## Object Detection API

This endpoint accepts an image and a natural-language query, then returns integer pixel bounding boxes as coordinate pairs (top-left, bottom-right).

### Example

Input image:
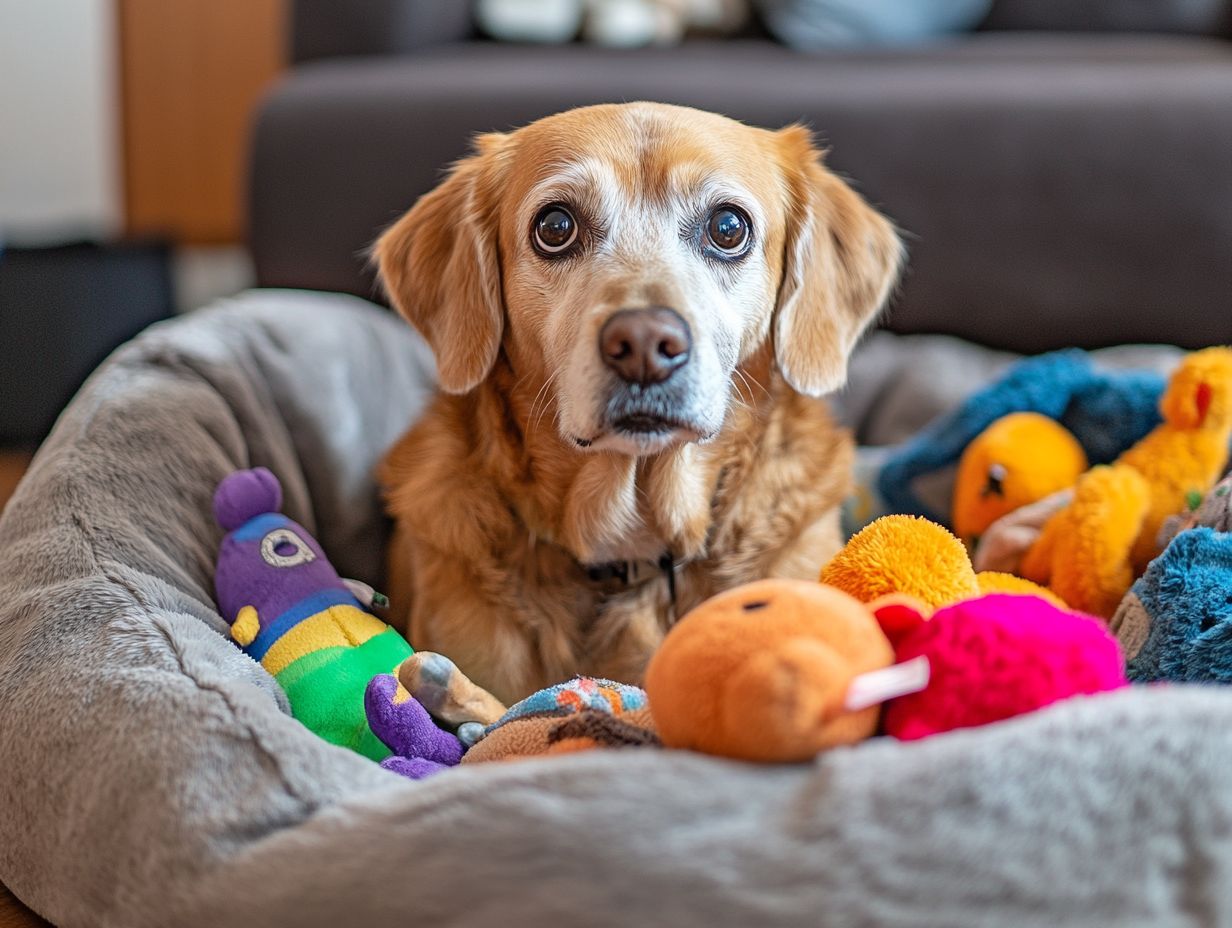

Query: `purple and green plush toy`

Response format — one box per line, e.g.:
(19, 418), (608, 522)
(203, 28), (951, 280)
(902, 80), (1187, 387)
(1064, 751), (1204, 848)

(213, 467), (462, 772)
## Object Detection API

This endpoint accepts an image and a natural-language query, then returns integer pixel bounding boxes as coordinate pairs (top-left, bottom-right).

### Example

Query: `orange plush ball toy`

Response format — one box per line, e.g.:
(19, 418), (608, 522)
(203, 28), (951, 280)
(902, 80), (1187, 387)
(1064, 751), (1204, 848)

(820, 513), (1062, 609)
(820, 514), (979, 608)
(644, 579), (897, 762)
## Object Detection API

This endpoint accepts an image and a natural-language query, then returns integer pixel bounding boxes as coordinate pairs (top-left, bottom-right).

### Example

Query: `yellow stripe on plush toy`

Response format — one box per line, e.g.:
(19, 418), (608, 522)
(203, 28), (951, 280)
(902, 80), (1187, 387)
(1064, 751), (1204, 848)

(260, 605), (388, 677)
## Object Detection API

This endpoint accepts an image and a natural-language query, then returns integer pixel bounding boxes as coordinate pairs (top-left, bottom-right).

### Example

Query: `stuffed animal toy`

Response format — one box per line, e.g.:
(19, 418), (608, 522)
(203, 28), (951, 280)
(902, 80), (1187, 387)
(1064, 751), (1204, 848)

(373, 584), (911, 770)
(644, 580), (917, 762)
(819, 514), (1062, 610)
(877, 349), (1164, 525)
(477, 0), (747, 47)
(396, 650), (508, 746)
(462, 676), (657, 763)
(645, 579), (1117, 761)
(363, 676), (466, 777)
(1111, 476), (1232, 683)
(875, 593), (1128, 740)
(1021, 347), (1232, 618)
(366, 673), (655, 776)
(970, 489), (1073, 575)
(369, 580), (1126, 773)
(213, 467), (462, 766)
(951, 411), (1088, 547)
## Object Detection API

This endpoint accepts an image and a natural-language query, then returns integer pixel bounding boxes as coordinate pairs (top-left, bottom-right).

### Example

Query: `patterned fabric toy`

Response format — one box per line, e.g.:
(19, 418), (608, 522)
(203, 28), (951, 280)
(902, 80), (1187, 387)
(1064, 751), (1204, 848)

(213, 467), (462, 766)
(463, 676), (656, 763)
(1111, 476), (1232, 683)
(1158, 473), (1232, 543)
(366, 673), (655, 776)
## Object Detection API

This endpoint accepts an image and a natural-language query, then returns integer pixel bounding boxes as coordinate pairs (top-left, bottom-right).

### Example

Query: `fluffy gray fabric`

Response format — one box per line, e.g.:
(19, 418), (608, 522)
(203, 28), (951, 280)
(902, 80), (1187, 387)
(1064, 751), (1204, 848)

(2, 290), (1231, 927)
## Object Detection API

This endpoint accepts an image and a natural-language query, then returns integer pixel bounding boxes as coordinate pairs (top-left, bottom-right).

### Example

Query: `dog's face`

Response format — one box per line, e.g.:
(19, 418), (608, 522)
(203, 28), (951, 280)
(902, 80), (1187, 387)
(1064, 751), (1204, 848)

(377, 103), (901, 456)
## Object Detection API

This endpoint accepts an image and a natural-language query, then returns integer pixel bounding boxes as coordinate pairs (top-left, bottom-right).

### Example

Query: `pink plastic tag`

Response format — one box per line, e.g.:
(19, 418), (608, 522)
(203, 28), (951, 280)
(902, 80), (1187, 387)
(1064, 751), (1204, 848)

(844, 656), (931, 711)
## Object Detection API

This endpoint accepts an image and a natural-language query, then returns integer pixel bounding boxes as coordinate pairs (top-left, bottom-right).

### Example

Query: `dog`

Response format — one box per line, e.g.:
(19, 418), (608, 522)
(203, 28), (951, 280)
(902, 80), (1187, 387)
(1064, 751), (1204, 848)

(375, 102), (902, 705)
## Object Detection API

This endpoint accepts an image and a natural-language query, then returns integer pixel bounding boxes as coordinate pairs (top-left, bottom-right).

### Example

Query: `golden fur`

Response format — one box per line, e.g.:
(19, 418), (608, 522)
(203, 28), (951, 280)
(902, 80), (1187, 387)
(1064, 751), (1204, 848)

(375, 103), (902, 704)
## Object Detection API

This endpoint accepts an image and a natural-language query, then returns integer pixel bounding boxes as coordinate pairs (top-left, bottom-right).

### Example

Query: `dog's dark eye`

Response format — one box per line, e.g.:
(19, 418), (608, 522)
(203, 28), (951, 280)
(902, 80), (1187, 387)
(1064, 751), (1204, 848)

(533, 205), (578, 256)
(705, 206), (751, 256)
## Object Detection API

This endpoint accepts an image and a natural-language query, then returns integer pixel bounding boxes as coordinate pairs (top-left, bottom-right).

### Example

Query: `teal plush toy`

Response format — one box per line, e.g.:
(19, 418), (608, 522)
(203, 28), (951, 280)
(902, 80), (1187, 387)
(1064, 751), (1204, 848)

(1111, 476), (1232, 683)
(213, 467), (462, 769)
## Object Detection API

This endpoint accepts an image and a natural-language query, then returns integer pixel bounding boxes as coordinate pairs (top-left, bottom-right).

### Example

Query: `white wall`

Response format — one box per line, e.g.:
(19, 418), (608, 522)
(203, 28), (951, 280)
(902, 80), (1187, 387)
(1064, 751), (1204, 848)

(0, 0), (121, 244)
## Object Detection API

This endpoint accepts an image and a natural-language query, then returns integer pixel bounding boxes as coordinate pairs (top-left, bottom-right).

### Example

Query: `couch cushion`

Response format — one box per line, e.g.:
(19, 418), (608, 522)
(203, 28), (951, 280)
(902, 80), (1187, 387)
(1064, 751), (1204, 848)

(291, 0), (474, 61)
(251, 34), (1232, 353)
(983, 0), (1232, 36)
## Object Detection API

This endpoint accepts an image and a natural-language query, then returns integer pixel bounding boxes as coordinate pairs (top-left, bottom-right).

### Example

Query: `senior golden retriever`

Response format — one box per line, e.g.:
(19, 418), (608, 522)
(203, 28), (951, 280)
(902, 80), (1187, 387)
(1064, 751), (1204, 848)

(375, 102), (902, 705)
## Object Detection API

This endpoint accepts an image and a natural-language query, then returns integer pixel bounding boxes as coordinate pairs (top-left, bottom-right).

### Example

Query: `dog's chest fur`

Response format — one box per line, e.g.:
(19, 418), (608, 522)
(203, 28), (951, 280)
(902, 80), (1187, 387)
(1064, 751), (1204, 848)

(379, 363), (852, 702)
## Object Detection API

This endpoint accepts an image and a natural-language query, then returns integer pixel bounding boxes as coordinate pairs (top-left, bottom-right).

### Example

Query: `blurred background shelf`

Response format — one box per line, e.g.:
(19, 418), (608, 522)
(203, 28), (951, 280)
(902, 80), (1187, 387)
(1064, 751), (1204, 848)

(0, 452), (31, 513)
(1, 0), (285, 454)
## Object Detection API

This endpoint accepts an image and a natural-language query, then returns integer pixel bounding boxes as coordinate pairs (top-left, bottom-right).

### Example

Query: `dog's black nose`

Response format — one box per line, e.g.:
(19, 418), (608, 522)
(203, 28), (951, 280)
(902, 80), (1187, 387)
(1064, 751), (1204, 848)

(599, 307), (692, 386)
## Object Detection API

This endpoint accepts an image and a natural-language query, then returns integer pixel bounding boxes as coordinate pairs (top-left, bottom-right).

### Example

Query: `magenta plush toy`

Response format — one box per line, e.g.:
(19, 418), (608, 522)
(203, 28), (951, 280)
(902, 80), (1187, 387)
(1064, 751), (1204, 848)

(874, 593), (1128, 741)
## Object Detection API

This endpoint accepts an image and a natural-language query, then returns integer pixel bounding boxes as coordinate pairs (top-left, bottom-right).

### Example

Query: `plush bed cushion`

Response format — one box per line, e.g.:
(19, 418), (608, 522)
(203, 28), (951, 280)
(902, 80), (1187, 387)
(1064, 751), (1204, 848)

(2, 290), (1232, 927)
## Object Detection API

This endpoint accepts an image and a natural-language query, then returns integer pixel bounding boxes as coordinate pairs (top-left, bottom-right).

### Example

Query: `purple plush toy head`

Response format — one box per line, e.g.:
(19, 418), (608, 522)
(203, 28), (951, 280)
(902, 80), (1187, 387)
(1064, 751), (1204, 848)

(214, 467), (283, 531)
(213, 467), (352, 631)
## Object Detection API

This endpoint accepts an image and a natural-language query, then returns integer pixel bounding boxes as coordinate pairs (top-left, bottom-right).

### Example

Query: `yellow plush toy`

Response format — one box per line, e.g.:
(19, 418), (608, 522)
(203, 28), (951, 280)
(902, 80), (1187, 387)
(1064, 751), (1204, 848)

(1021, 347), (1232, 618)
(820, 514), (1062, 609)
(952, 412), (1088, 547)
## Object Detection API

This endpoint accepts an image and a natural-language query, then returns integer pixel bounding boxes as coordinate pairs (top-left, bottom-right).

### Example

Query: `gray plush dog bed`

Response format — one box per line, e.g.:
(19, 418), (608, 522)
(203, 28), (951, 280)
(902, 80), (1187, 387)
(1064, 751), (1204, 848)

(2, 290), (1231, 927)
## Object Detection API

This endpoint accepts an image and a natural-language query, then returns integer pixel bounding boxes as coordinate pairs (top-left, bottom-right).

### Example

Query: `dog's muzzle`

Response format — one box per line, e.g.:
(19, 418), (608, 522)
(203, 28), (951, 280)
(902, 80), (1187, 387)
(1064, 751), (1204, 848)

(597, 307), (697, 437)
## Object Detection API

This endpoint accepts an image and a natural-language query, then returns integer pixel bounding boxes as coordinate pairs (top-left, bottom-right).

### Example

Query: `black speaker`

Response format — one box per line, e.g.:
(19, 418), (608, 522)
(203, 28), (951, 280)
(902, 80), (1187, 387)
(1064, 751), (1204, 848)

(0, 240), (175, 445)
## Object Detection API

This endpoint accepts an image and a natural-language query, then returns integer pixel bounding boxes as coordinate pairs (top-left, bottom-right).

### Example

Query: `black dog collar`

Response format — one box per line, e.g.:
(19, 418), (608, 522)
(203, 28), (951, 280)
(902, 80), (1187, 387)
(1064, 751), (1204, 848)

(584, 551), (681, 620)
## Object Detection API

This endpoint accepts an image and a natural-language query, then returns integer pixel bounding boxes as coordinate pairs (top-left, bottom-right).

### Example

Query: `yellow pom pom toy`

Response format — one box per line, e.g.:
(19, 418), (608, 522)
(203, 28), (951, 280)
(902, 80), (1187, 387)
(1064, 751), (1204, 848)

(821, 514), (1058, 610)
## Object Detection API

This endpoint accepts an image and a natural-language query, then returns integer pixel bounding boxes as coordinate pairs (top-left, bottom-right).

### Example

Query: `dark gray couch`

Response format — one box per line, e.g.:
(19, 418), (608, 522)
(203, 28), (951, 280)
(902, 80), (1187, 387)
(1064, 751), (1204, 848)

(250, 1), (1232, 354)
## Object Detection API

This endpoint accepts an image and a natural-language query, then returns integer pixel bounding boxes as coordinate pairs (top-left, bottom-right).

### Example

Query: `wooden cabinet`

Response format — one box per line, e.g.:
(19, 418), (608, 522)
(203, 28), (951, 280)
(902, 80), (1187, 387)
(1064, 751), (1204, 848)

(117, 0), (287, 243)
(0, 883), (47, 928)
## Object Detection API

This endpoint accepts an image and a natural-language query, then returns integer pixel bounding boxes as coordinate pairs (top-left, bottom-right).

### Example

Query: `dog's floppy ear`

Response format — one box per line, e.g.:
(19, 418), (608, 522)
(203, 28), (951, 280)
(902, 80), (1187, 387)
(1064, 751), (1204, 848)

(375, 133), (509, 394)
(772, 126), (903, 397)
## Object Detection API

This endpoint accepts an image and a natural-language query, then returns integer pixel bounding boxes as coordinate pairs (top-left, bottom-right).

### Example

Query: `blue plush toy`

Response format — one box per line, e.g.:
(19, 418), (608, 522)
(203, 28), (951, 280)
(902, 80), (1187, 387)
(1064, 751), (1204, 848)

(877, 350), (1165, 525)
(1111, 477), (1232, 683)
